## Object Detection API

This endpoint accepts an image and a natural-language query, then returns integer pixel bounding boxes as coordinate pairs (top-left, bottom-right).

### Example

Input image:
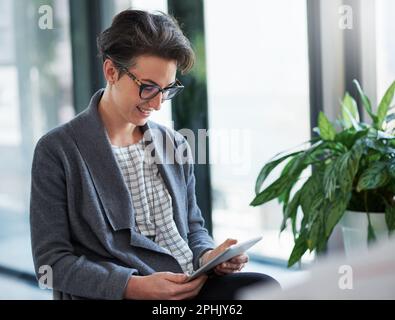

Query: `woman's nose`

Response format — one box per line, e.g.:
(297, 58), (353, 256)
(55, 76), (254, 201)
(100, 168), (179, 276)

(148, 92), (163, 110)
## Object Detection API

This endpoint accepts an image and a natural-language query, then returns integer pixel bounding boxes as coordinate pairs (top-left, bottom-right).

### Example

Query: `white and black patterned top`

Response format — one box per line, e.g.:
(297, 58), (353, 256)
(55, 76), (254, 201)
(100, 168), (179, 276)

(111, 137), (194, 274)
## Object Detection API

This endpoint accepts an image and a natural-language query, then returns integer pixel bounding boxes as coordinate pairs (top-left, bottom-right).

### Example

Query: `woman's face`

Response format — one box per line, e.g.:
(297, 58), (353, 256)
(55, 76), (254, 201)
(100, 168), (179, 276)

(105, 55), (178, 126)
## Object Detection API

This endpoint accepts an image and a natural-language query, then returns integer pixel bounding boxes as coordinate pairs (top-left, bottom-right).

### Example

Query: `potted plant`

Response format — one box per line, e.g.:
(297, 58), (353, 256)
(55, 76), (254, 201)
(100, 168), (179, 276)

(250, 79), (395, 267)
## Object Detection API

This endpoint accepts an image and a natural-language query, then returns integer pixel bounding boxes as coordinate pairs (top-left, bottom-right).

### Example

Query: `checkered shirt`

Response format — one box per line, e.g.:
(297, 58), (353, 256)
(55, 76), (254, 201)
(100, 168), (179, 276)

(111, 138), (194, 274)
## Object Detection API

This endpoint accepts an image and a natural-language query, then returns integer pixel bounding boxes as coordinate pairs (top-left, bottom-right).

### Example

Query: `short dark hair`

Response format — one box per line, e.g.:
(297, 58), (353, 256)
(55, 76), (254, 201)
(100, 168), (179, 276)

(97, 9), (195, 76)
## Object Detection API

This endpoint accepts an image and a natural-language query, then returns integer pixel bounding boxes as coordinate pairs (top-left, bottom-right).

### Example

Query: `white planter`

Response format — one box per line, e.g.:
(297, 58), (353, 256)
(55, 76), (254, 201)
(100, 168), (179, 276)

(339, 210), (388, 256)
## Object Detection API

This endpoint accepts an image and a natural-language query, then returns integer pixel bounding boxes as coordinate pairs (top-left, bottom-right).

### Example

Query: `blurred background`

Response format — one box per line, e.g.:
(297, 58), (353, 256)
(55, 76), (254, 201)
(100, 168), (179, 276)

(0, 0), (394, 299)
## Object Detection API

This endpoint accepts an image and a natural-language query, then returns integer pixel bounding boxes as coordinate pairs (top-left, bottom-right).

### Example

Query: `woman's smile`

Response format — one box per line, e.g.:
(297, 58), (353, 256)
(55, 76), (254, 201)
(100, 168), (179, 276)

(136, 104), (153, 117)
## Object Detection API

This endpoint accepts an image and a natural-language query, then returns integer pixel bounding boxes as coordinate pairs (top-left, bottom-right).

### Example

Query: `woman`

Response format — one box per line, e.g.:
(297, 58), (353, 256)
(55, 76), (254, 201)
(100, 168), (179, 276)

(30, 9), (279, 300)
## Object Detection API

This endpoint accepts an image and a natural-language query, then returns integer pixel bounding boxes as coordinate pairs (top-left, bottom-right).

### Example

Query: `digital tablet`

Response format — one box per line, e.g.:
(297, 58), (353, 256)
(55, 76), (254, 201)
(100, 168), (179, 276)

(187, 236), (263, 282)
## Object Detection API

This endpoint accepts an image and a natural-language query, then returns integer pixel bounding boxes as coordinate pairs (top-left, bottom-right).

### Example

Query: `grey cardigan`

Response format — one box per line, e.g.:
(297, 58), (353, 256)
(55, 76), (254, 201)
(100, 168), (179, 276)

(30, 89), (215, 300)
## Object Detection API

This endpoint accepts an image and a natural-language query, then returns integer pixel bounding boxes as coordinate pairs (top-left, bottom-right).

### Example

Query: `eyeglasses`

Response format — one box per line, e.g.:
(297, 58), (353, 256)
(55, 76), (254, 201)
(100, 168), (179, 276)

(120, 66), (184, 101)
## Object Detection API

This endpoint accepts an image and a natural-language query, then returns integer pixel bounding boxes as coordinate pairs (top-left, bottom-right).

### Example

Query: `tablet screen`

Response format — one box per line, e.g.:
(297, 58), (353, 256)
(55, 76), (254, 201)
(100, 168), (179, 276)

(187, 236), (263, 281)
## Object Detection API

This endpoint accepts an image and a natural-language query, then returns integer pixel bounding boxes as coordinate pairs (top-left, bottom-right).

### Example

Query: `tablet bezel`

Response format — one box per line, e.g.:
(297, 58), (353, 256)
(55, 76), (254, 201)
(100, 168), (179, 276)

(186, 236), (263, 281)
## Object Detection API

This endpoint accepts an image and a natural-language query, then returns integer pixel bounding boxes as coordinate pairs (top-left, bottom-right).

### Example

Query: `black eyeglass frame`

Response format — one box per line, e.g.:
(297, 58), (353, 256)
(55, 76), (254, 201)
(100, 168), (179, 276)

(119, 66), (184, 101)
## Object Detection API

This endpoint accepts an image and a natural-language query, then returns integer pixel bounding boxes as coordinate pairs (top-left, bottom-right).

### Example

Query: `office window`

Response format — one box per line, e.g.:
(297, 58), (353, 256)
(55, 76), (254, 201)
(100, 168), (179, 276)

(376, 0), (395, 100)
(0, 0), (73, 272)
(204, 0), (312, 261)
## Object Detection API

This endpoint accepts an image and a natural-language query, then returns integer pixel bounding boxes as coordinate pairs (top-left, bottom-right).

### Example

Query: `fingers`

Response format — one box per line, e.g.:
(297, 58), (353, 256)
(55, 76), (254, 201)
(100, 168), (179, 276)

(184, 277), (207, 299)
(175, 284), (204, 300)
(220, 253), (248, 269)
(162, 272), (189, 283)
(230, 254), (249, 264)
(219, 262), (244, 271)
(215, 261), (246, 274)
(202, 239), (239, 265)
(219, 238), (238, 249)
(213, 254), (249, 275)
(214, 238), (238, 254)
(169, 275), (207, 300)
(186, 275), (207, 289)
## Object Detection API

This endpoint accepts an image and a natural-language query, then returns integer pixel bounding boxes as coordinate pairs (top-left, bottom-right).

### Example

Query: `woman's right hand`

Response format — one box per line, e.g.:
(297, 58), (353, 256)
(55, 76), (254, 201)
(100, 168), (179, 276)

(124, 272), (207, 300)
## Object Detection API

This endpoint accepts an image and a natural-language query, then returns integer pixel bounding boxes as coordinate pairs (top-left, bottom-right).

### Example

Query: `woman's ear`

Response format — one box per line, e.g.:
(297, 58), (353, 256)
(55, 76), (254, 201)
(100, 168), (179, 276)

(103, 59), (119, 84)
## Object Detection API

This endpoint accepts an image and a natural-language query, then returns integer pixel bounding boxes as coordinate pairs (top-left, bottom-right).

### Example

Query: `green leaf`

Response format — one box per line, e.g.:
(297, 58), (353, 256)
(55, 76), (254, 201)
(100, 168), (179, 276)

(281, 189), (302, 233)
(280, 154), (303, 179)
(376, 81), (395, 130)
(250, 175), (293, 206)
(307, 224), (320, 251)
(335, 128), (368, 150)
(366, 151), (382, 165)
(341, 92), (360, 129)
(307, 211), (324, 251)
(388, 161), (395, 178)
(299, 169), (325, 219)
(288, 142), (324, 173)
(299, 172), (326, 251)
(302, 193), (325, 235)
(337, 142), (364, 193)
(278, 183), (293, 206)
(384, 203), (395, 235)
(383, 107), (395, 133)
(356, 162), (390, 192)
(353, 79), (377, 122)
(318, 112), (336, 141)
(253, 143), (324, 207)
(385, 112), (395, 123)
(306, 141), (342, 161)
(255, 151), (302, 194)
(324, 192), (350, 238)
(323, 159), (339, 200)
(287, 231), (308, 268)
(278, 176), (298, 219)
(377, 130), (395, 140)
(364, 138), (395, 155)
(367, 213), (377, 243)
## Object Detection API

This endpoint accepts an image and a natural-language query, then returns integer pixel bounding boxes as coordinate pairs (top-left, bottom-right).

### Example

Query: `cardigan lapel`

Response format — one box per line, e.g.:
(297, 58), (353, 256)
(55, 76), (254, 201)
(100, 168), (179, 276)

(140, 123), (189, 240)
(68, 89), (170, 255)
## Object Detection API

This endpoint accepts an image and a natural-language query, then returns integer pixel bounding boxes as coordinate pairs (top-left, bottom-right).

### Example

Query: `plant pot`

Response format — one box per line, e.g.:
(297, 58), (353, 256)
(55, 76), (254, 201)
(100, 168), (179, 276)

(339, 210), (388, 256)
